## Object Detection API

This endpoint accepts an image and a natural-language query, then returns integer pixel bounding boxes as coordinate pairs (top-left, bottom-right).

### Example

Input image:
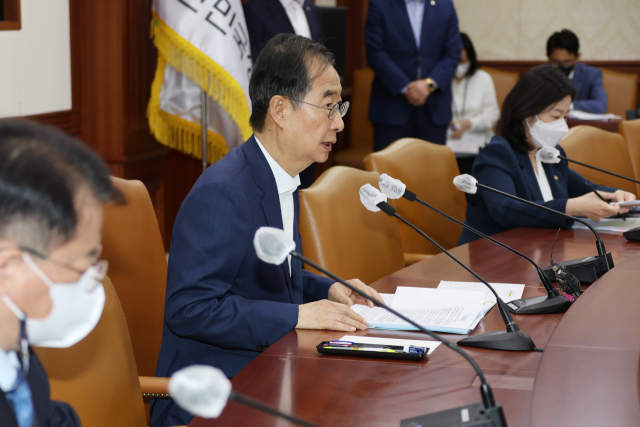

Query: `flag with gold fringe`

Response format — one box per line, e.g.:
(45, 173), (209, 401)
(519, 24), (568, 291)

(149, 0), (252, 164)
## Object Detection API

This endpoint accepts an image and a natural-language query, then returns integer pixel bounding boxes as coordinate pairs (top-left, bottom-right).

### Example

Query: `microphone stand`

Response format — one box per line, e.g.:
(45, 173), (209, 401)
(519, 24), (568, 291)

(401, 190), (571, 314)
(373, 202), (536, 352)
(287, 250), (508, 426)
(556, 154), (640, 184)
(473, 182), (613, 284)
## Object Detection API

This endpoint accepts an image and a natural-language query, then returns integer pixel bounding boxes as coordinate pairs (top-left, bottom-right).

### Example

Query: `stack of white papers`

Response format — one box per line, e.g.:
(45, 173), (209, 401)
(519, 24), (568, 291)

(351, 282), (524, 335)
(568, 110), (622, 121)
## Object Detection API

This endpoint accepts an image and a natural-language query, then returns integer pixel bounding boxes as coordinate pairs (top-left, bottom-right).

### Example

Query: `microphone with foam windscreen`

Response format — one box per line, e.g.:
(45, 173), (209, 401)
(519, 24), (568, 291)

(359, 184), (536, 352)
(253, 226), (508, 427)
(453, 174), (613, 284)
(169, 364), (320, 427)
(377, 174), (572, 315)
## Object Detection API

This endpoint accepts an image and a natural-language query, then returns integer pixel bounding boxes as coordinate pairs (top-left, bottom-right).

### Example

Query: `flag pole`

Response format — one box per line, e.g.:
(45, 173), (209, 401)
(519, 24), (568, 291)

(200, 90), (207, 173)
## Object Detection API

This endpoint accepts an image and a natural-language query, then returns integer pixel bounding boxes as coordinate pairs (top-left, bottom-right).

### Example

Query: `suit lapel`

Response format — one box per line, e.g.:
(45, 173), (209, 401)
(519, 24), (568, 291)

(303, 0), (321, 42)
(515, 150), (543, 201)
(0, 392), (19, 427)
(419, 0), (433, 51)
(394, 0), (418, 49)
(270, 0), (295, 35)
(244, 137), (294, 302)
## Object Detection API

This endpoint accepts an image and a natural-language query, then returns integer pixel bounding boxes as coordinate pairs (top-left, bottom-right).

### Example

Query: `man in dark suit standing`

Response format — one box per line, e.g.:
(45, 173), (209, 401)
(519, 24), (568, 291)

(0, 120), (122, 427)
(547, 29), (608, 114)
(151, 34), (380, 427)
(243, 0), (324, 63)
(366, 0), (461, 151)
(243, 0), (325, 188)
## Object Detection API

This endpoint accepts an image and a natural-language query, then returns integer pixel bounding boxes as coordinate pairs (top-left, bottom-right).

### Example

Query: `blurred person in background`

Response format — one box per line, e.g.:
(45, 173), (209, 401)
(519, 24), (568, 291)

(446, 32), (499, 174)
(366, 0), (461, 151)
(547, 29), (607, 114)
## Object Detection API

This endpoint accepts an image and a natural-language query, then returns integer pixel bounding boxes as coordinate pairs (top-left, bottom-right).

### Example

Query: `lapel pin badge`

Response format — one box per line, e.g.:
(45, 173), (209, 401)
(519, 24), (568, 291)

(431, 0), (435, 5)
(554, 175), (559, 181)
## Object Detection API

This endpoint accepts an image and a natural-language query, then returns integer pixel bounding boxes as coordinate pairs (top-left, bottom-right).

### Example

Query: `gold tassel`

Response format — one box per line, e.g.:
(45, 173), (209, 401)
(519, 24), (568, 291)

(148, 55), (231, 164)
(147, 11), (252, 164)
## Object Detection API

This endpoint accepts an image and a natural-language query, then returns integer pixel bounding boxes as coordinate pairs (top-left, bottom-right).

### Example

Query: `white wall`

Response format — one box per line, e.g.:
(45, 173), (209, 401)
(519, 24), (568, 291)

(0, 0), (72, 117)
(454, 0), (640, 60)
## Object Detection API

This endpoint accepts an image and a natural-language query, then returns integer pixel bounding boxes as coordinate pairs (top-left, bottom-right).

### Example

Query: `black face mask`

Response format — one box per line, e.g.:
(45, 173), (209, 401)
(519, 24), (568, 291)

(557, 64), (575, 77)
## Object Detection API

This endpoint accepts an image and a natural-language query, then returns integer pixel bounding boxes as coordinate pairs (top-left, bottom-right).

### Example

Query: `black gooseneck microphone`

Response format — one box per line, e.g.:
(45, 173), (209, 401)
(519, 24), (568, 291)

(253, 226), (508, 427)
(538, 146), (640, 242)
(359, 184), (536, 353)
(453, 174), (613, 285)
(377, 174), (572, 315)
(537, 146), (640, 184)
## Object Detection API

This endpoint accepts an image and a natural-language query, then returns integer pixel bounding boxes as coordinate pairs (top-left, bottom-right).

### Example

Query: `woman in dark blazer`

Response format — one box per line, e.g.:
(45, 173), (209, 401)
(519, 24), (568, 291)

(458, 65), (635, 245)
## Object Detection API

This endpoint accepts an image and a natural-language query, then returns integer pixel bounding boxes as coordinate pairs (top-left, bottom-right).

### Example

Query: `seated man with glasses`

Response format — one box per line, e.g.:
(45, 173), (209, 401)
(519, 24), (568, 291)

(0, 120), (122, 427)
(152, 34), (380, 427)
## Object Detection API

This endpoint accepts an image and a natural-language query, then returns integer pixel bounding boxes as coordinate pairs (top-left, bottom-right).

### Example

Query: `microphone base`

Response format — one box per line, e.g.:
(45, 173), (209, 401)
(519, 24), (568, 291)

(505, 294), (572, 315)
(457, 329), (536, 352)
(542, 253), (613, 285)
(400, 402), (507, 427)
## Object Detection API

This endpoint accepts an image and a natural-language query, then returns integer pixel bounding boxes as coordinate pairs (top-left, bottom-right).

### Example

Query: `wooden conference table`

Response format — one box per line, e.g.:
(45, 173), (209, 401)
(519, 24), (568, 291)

(190, 227), (640, 427)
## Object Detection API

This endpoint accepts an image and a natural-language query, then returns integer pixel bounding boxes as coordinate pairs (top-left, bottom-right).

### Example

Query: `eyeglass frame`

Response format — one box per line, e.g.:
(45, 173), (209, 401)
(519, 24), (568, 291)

(19, 245), (108, 290)
(282, 97), (349, 120)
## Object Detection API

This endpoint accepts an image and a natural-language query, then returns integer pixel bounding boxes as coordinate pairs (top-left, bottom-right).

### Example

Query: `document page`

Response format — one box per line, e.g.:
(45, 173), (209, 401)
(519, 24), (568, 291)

(437, 281), (525, 304)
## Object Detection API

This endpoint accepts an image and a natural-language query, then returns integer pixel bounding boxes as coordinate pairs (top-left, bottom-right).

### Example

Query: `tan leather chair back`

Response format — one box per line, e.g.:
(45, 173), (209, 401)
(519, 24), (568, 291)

(619, 119), (640, 195)
(299, 166), (405, 284)
(482, 66), (519, 110)
(102, 177), (167, 377)
(34, 276), (147, 427)
(333, 68), (375, 170)
(560, 126), (636, 194)
(600, 68), (639, 117)
(364, 138), (466, 256)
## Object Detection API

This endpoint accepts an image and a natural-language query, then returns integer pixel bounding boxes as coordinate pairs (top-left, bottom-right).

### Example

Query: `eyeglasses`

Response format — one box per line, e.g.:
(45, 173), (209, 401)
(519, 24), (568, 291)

(20, 245), (108, 290)
(283, 97), (350, 120)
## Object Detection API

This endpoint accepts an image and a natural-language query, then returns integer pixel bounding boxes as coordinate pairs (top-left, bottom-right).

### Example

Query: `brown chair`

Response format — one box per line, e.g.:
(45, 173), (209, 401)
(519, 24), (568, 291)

(364, 138), (466, 261)
(600, 68), (639, 117)
(34, 276), (161, 427)
(333, 68), (375, 170)
(560, 126), (636, 194)
(102, 177), (167, 378)
(619, 119), (640, 195)
(299, 166), (405, 284)
(482, 66), (519, 110)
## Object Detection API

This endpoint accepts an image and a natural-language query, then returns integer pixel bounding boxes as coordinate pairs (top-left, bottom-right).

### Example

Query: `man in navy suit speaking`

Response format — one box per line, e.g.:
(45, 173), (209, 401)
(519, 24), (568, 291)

(366, 0), (462, 151)
(151, 34), (381, 427)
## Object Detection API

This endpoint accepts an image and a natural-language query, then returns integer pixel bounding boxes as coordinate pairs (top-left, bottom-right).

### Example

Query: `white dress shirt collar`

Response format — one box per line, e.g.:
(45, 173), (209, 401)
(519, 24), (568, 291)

(0, 347), (20, 392)
(280, 0), (305, 7)
(254, 136), (301, 196)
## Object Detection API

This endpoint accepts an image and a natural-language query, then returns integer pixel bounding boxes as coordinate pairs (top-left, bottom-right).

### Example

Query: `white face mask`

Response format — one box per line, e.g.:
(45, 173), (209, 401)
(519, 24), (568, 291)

(22, 254), (106, 349)
(527, 115), (569, 148)
(455, 62), (470, 79)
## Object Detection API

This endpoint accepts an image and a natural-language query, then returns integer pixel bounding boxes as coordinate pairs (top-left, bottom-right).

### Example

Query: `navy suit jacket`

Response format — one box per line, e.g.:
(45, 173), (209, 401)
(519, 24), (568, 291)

(243, 0), (324, 63)
(458, 136), (617, 245)
(0, 353), (80, 427)
(571, 62), (608, 114)
(365, 0), (461, 127)
(151, 137), (333, 427)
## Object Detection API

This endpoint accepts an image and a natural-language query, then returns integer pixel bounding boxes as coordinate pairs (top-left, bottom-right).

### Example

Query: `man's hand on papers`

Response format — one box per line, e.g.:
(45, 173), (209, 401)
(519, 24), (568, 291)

(328, 279), (382, 308)
(296, 300), (369, 332)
